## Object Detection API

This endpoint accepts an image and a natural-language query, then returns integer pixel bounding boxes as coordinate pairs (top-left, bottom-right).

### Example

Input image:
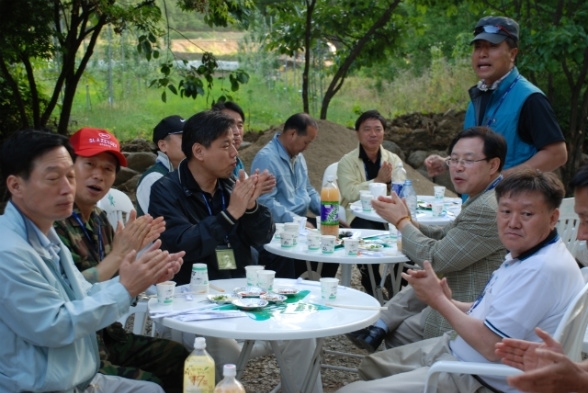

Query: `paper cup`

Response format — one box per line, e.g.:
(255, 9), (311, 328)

(344, 238), (360, 256)
(434, 186), (446, 200)
(432, 202), (444, 217)
(369, 183), (387, 199)
(280, 231), (295, 248)
(284, 222), (299, 245)
(190, 263), (209, 294)
(307, 230), (321, 250)
(293, 216), (307, 233)
(320, 277), (339, 300)
(360, 192), (373, 212)
(245, 265), (265, 286)
(156, 281), (176, 304)
(257, 270), (276, 291)
(321, 235), (336, 254)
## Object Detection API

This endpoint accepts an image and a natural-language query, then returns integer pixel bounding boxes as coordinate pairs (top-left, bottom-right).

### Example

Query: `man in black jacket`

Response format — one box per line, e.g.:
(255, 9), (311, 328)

(149, 110), (275, 284)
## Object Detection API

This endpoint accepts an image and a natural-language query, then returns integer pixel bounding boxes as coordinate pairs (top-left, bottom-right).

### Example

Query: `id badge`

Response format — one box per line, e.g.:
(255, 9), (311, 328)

(215, 246), (237, 270)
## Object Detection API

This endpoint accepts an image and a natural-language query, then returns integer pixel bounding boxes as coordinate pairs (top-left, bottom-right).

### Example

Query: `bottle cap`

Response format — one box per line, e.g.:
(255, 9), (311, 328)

(223, 364), (237, 377)
(194, 337), (206, 349)
(327, 175), (335, 182)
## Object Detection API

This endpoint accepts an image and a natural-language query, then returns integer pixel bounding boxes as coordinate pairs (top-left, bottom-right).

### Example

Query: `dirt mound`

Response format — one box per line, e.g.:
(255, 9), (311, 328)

(239, 118), (457, 196)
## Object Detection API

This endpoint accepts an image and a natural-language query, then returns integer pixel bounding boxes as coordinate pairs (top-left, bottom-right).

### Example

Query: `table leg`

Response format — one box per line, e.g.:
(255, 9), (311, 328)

(367, 265), (385, 304)
(269, 341), (297, 393)
(340, 265), (352, 287)
(236, 340), (255, 380)
(300, 338), (324, 393)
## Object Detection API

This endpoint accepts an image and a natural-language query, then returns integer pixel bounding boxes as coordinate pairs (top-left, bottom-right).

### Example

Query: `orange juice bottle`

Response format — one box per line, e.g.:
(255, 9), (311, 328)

(320, 176), (340, 236)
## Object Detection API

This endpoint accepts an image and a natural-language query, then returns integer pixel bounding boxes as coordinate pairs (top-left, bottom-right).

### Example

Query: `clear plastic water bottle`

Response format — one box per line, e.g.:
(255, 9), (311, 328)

(213, 364), (245, 393)
(400, 179), (418, 221)
(391, 164), (407, 196)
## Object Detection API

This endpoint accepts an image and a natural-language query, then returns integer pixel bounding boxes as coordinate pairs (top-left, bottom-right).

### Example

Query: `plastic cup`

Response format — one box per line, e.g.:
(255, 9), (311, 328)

(321, 235), (336, 254)
(320, 277), (339, 300)
(245, 265), (265, 286)
(369, 183), (387, 199)
(344, 238), (360, 256)
(280, 232), (295, 248)
(432, 202), (444, 217)
(307, 230), (321, 250)
(293, 216), (307, 233)
(156, 281), (176, 304)
(360, 192), (373, 212)
(190, 263), (209, 294)
(257, 270), (276, 291)
(434, 186), (446, 200)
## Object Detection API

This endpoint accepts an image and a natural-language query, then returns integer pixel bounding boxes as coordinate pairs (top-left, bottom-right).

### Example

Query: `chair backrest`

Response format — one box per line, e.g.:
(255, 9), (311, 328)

(97, 188), (135, 229)
(322, 162), (339, 188)
(552, 278), (588, 362)
(556, 197), (580, 257)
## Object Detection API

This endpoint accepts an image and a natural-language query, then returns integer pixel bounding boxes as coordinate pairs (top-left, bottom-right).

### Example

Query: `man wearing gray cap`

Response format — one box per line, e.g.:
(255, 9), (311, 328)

(425, 16), (567, 177)
(136, 115), (186, 216)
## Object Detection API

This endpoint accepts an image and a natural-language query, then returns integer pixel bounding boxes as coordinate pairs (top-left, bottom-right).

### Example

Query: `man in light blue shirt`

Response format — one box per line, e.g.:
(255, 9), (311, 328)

(252, 113), (338, 278)
(0, 130), (183, 392)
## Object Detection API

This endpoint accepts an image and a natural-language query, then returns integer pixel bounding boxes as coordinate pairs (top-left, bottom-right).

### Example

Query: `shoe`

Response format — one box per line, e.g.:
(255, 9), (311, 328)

(345, 325), (386, 353)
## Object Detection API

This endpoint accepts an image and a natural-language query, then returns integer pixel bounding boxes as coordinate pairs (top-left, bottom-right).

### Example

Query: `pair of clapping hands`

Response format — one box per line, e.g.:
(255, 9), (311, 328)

(112, 211), (184, 298)
(403, 262), (584, 393)
(227, 169), (275, 219)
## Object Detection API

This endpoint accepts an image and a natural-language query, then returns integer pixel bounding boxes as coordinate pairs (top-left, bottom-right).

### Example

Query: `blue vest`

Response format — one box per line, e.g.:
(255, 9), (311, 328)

(464, 68), (542, 169)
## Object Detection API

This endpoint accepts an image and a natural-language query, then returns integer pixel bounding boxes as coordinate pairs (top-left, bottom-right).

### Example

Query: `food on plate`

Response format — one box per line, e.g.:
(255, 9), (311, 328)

(260, 293), (287, 303)
(231, 298), (268, 310)
(233, 286), (267, 297)
(274, 286), (299, 297)
(207, 294), (237, 304)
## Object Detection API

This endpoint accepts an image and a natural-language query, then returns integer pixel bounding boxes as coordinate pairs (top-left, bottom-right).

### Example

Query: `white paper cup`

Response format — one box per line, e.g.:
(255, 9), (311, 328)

(434, 186), (446, 200)
(245, 265), (265, 286)
(257, 270), (276, 291)
(284, 222), (299, 245)
(293, 216), (307, 233)
(307, 230), (322, 250)
(156, 281), (176, 304)
(274, 223), (284, 238)
(321, 235), (336, 254)
(432, 202), (444, 217)
(280, 231), (295, 248)
(320, 277), (339, 300)
(360, 192), (373, 212)
(369, 183), (387, 199)
(190, 263), (209, 294)
(344, 238), (360, 256)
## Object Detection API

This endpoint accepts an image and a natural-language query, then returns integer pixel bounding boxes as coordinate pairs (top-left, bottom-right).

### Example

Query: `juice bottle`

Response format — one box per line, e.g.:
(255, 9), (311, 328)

(213, 364), (246, 393)
(184, 337), (215, 393)
(320, 175), (340, 236)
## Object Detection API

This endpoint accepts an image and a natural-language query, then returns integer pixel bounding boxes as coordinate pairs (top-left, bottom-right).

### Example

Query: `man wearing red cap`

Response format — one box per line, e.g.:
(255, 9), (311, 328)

(54, 127), (188, 393)
(425, 16), (567, 177)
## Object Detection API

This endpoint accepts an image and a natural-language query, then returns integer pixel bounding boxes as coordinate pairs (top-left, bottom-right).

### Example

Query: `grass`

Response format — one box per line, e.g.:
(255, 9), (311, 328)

(68, 56), (476, 141)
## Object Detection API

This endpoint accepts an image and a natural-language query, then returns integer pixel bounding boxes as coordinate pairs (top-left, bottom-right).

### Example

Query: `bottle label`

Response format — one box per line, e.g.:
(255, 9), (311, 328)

(320, 202), (339, 226)
(184, 363), (214, 393)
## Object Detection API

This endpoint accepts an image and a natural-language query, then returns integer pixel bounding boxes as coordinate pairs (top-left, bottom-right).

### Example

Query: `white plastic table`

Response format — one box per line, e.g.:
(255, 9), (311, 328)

(264, 229), (410, 303)
(350, 195), (462, 226)
(149, 278), (381, 393)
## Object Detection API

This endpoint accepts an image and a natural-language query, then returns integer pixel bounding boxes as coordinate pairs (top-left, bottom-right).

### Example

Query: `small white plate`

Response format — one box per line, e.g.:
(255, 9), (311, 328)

(233, 286), (267, 297)
(232, 298), (268, 310)
(207, 294), (238, 304)
(274, 286), (299, 297)
(359, 243), (384, 251)
(261, 293), (287, 303)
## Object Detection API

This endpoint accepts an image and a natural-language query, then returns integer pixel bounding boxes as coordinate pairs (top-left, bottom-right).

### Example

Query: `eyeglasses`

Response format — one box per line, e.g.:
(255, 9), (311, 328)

(445, 157), (488, 167)
(474, 25), (514, 39)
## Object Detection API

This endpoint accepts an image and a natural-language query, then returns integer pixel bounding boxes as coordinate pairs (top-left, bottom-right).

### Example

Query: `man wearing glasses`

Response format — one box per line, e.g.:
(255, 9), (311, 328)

(425, 16), (566, 177)
(346, 127), (506, 353)
(136, 115), (186, 216)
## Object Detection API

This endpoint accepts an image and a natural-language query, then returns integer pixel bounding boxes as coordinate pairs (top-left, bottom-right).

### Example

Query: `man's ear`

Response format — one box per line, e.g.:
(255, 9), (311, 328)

(6, 175), (23, 198)
(157, 139), (167, 153)
(191, 143), (205, 161)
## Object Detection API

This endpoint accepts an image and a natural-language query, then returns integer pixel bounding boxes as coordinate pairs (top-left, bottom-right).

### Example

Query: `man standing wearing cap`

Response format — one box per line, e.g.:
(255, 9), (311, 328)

(54, 127), (188, 393)
(425, 16), (567, 177)
(136, 115), (186, 216)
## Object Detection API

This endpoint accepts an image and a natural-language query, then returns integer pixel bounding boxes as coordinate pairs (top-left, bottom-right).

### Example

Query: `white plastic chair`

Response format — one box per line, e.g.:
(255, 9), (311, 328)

(556, 197), (580, 257)
(424, 277), (588, 393)
(117, 298), (153, 336)
(321, 162), (347, 223)
(97, 188), (135, 229)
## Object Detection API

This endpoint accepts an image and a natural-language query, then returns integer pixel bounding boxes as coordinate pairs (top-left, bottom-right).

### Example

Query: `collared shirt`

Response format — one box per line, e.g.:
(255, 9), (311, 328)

(252, 133), (321, 222)
(358, 144), (383, 181)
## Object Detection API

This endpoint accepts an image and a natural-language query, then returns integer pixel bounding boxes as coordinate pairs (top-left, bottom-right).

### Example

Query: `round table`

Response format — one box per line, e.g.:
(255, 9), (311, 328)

(149, 278), (381, 393)
(264, 229), (410, 303)
(350, 195), (462, 226)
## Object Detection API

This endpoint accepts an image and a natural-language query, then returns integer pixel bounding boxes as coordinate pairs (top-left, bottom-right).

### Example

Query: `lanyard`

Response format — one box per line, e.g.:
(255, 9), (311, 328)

(484, 75), (521, 127)
(484, 174), (502, 193)
(201, 187), (230, 245)
(72, 211), (104, 261)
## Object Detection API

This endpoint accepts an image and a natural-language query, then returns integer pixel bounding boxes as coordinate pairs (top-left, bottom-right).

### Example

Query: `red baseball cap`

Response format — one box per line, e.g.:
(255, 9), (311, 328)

(69, 127), (127, 167)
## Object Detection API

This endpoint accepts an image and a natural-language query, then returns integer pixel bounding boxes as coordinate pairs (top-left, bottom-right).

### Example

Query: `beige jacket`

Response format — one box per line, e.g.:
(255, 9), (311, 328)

(337, 145), (405, 223)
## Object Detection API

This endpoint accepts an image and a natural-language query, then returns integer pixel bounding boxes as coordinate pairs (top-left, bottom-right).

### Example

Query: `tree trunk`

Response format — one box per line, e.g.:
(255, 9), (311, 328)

(302, 0), (316, 114)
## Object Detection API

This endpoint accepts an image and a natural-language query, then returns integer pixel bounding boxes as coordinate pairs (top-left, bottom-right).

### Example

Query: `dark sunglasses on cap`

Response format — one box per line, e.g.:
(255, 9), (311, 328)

(474, 25), (514, 38)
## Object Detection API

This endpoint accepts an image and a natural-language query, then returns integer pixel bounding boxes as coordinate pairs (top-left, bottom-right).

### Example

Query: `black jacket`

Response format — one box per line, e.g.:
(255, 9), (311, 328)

(149, 160), (275, 285)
